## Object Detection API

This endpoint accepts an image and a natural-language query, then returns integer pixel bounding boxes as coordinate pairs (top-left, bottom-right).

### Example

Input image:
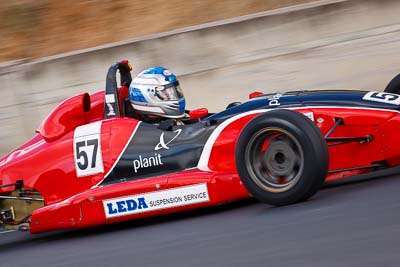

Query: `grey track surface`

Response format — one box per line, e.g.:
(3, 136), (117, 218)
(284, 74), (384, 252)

(1, 176), (400, 267)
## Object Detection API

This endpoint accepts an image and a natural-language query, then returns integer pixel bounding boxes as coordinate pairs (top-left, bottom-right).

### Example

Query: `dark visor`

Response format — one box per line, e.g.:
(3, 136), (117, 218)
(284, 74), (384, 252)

(155, 81), (184, 100)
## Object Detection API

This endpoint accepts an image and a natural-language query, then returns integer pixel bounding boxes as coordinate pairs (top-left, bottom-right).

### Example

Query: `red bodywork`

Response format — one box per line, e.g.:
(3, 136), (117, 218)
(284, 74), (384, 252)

(2, 85), (400, 233)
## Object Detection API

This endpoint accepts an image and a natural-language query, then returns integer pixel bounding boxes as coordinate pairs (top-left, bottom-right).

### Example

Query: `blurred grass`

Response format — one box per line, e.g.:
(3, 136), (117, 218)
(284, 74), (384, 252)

(0, 0), (315, 62)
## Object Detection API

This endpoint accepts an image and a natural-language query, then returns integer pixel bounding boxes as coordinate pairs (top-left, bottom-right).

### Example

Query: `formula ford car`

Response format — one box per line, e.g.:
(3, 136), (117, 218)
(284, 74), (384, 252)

(2, 60), (400, 234)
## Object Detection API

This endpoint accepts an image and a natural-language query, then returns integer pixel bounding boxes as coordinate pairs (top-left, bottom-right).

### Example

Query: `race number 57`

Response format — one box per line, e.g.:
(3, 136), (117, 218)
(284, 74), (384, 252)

(73, 121), (104, 177)
(363, 91), (400, 105)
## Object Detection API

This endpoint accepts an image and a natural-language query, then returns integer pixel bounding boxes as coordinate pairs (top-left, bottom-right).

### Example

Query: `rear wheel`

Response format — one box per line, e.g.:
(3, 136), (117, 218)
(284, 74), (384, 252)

(384, 73), (400, 94)
(235, 109), (329, 206)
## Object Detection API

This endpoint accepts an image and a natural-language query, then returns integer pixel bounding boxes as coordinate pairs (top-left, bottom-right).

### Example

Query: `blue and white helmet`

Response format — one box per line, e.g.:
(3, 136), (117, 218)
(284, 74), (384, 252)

(129, 67), (185, 118)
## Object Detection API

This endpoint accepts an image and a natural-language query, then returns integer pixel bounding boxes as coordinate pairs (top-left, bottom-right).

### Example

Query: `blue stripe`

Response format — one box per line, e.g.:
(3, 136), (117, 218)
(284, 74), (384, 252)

(206, 90), (400, 121)
(129, 87), (147, 103)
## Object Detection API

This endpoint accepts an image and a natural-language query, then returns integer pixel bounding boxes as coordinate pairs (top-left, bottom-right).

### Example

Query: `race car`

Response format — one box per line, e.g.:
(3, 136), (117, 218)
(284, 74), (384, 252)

(1, 60), (400, 234)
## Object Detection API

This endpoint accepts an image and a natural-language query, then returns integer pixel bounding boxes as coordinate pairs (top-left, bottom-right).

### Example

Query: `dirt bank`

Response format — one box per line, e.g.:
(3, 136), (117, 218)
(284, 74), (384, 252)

(0, 0), (315, 62)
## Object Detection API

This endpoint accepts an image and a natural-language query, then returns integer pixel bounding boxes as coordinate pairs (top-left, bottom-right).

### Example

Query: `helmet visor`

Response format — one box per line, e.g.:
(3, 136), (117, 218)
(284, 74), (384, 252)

(155, 82), (184, 101)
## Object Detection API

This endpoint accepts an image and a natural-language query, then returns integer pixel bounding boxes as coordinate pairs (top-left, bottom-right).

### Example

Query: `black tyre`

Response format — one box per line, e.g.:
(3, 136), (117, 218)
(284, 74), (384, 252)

(384, 73), (400, 94)
(235, 109), (329, 206)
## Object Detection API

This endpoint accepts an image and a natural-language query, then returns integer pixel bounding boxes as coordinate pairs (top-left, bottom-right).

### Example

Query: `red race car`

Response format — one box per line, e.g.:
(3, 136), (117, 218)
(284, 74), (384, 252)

(1, 60), (400, 234)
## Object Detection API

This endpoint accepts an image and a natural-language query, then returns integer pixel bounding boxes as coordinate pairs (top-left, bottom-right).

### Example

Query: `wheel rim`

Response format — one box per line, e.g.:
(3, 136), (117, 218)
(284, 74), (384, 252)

(244, 127), (304, 193)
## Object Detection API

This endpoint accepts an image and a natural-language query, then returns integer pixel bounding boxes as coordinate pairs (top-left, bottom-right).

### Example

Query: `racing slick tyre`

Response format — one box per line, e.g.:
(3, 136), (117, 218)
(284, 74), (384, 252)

(384, 73), (400, 94)
(235, 109), (329, 206)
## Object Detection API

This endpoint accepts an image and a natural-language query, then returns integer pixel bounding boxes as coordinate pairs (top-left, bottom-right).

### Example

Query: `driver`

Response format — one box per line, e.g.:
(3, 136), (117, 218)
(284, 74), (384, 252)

(128, 67), (186, 123)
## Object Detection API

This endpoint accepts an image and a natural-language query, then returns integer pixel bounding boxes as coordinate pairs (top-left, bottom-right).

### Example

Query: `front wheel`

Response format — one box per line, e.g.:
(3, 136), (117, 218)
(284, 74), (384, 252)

(235, 109), (329, 206)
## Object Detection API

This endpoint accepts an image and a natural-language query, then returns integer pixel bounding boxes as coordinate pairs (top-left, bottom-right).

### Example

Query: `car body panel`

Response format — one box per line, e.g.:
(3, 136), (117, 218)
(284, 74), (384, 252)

(3, 62), (400, 233)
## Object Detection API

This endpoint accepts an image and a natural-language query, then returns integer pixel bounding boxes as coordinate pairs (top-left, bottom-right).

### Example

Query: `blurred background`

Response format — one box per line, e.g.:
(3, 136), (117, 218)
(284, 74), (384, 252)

(1, 0), (400, 154)
(0, 0), (313, 61)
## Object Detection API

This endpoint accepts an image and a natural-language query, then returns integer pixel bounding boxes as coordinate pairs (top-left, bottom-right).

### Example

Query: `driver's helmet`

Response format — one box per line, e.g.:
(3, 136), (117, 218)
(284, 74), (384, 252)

(129, 67), (185, 118)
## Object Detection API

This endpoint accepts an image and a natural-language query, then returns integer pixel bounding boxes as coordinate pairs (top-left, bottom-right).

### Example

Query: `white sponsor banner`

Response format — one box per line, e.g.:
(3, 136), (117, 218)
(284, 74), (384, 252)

(103, 183), (210, 218)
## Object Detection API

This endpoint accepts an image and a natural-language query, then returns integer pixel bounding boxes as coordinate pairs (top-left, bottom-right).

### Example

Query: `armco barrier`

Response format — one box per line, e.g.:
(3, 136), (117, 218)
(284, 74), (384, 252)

(1, 0), (400, 154)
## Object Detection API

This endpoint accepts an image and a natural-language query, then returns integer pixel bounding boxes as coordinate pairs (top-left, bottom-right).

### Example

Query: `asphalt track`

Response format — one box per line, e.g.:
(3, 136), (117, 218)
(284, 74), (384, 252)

(1, 175), (400, 267)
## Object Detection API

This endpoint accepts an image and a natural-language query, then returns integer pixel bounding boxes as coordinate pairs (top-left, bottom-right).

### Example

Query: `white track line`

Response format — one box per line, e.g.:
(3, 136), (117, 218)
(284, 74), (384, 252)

(0, 230), (15, 234)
